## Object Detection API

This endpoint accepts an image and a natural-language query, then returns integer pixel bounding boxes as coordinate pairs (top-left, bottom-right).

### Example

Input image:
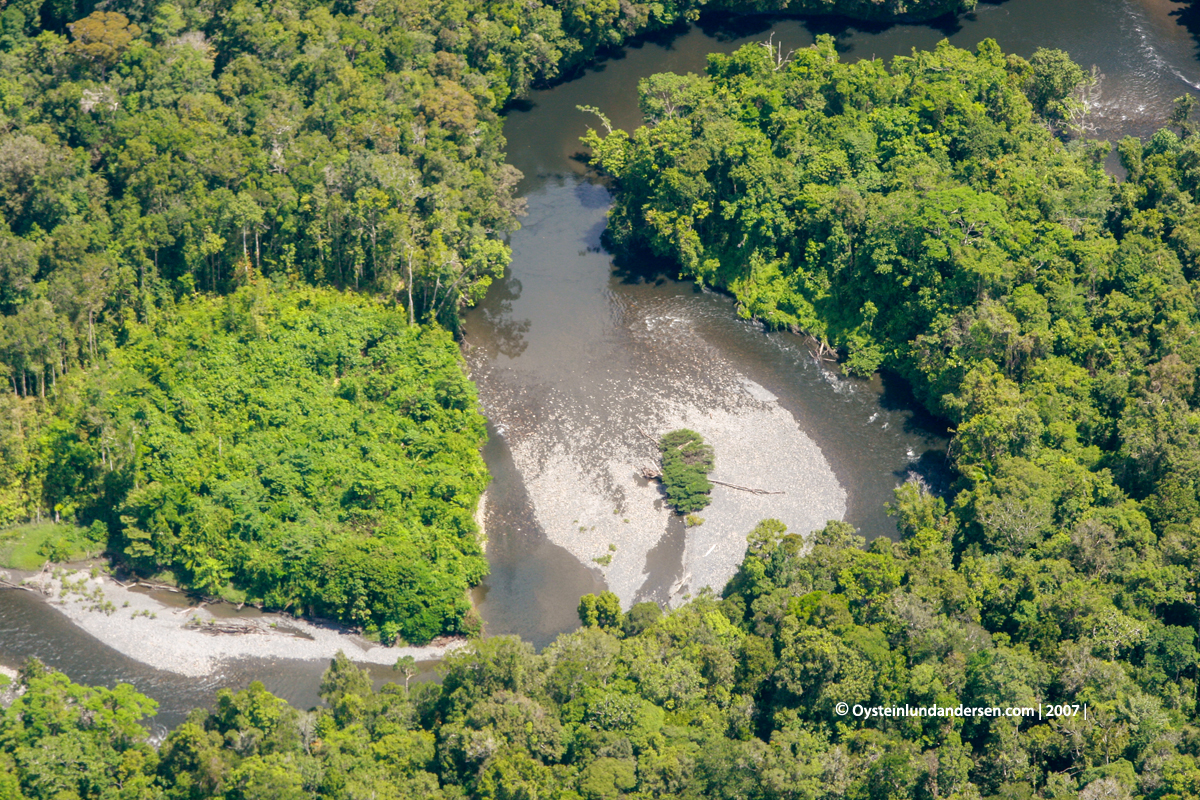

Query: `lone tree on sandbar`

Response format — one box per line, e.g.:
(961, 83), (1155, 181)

(658, 429), (714, 514)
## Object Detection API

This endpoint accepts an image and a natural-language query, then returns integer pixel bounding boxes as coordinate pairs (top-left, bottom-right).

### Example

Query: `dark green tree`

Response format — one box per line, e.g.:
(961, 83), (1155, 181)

(658, 428), (714, 514)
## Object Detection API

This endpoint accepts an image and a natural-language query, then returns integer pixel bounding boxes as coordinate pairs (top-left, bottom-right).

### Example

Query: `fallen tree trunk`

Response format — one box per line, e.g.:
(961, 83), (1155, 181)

(634, 425), (784, 495)
(135, 582), (182, 593)
(636, 464), (783, 496)
(185, 618), (267, 636)
(708, 478), (785, 496)
(175, 601), (208, 616)
(0, 579), (36, 592)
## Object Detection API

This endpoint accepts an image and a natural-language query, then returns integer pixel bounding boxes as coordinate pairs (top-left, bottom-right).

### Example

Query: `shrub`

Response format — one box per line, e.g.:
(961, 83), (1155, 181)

(37, 536), (74, 564)
(578, 591), (623, 630)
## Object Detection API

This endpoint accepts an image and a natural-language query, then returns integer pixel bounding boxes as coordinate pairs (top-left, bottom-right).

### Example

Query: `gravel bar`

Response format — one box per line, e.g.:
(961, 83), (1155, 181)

(9, 570), (467, 678)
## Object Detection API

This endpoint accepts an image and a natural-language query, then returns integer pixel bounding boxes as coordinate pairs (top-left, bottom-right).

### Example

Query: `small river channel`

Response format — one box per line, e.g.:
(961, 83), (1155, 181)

(3, 0), (1199, 722)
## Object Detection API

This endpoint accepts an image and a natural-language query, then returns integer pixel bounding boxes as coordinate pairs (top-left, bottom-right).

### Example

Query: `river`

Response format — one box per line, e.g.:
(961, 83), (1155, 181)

(3, 0), (1199, 726)
(469, 0), (1200, 646)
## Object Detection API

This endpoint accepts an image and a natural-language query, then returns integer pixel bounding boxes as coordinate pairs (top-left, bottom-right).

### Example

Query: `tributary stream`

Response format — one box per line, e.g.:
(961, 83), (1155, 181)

(2, 0), (1198, 727)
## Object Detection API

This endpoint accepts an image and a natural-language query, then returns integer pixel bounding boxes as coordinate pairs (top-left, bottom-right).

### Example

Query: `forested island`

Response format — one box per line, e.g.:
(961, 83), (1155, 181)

(3, 0), (1200, 797)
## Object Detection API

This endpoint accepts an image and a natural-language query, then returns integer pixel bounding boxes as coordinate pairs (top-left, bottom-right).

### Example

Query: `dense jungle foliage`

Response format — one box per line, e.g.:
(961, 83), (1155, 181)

(6, 503), (1200, 800)
(0, 0), (972, 634)
(5, 0), (1200, 795)
(0, 0), (974, 398)
(658, 428), (715, 514)
(6, 284), (490, 642)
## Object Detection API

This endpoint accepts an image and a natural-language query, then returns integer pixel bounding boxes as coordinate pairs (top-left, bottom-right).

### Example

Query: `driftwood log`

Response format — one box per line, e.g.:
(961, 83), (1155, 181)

(634, 428), (785, 496)
(806, 336), (837, 363)
(135, 582), (182, 593)
(19, 563), (55, 595)
(175, 601), (208, 616)
(0, 579), (36, 592)
(638, 471), (787, 496)
(185, 618), (268, 636)
(708, 478), (784, 496)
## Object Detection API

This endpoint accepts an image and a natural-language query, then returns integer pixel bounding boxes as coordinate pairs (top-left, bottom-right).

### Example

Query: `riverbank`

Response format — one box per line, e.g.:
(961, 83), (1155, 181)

(704, 0), (970, 24)
(0, 568), (468, 678)
(475, 489), (489, 553)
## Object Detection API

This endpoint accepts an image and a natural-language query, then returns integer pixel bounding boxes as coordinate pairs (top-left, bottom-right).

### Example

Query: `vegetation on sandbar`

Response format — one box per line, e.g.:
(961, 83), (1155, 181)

(658, 429), (715, 514)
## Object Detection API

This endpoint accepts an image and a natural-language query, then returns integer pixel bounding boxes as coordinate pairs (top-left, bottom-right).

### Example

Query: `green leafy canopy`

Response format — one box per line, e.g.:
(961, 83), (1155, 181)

(658, 428), (714, 514)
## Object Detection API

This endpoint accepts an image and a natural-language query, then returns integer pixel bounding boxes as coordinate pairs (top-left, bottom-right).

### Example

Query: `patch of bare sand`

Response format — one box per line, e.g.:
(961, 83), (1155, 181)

(13, 571), (467, 678)
(515, 382), (845, 609)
